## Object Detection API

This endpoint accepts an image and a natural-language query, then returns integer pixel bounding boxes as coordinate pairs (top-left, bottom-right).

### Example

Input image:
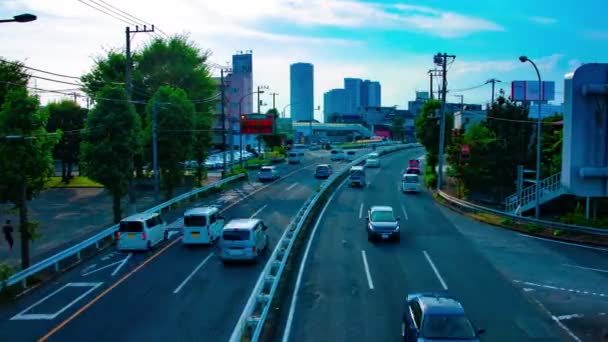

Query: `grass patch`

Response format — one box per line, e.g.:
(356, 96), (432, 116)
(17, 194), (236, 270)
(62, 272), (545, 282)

(470, 212), (503, 226)
(45, 176), (103, 188)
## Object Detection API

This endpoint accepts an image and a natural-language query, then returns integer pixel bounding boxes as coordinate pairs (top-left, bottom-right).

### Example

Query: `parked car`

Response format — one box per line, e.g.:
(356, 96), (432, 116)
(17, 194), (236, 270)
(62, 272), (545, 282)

(258, 166), (280, 181)
(366, 205), (400, 241)
(314, 164), (333, 178)
(219, 218), (269, 263)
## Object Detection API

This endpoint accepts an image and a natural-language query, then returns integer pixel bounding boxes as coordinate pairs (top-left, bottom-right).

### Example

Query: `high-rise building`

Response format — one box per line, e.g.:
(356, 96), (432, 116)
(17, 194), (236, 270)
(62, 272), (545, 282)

(368, 81), (381, 107)
(344, 78), (362, 114)
(227, 51), (253, 149)
(323, 88), (347, 122)
(290, 63), (314, 122)
(361, 80), (370, 107)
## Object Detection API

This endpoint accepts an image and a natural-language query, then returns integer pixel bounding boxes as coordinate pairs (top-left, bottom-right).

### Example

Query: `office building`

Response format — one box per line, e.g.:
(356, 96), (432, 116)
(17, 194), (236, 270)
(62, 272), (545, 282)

(344, 78), (362, 114)
(368, 81), (381, 107)
(226, 51), (254, 149)
(290, 63), (314, 122)
(323, 88), (347, 123)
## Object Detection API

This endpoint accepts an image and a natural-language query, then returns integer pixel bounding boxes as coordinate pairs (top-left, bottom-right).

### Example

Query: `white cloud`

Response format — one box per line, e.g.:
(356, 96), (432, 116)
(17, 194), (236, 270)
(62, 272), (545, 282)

(529, 16), (558, 25)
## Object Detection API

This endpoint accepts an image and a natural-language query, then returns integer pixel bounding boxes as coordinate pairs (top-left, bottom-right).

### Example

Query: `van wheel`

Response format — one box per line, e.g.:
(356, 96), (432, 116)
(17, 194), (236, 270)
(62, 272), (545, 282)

(163, 230), (169, 241)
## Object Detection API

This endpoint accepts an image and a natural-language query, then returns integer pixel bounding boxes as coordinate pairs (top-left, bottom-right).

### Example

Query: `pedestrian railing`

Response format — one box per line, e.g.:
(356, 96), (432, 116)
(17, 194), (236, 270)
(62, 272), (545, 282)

(230, 143), (417, 342)
(1, 173), (246, 291)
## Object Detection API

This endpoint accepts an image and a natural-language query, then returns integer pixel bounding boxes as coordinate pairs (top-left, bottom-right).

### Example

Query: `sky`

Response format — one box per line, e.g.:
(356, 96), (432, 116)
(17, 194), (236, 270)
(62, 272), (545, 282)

(2, 0), (607, 120)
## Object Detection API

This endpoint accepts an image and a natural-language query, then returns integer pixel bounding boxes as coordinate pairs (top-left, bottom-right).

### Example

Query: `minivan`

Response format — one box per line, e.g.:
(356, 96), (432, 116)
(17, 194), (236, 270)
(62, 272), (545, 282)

(117, 212), (168, 251)
(402, 173), (421, 193)
(182, 207), (225, 245)
(287, 151), (302, 164)
(220, 218), (269, 263)
(258, 166), (280, 181)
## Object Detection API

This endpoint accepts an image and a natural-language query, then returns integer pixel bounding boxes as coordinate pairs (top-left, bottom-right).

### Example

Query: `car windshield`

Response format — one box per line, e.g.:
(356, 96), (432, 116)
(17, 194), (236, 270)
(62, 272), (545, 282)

(421, 314), (477, 340)
(119, 221), (143, 233)
(222, 229), (250, 241)
(370, 210), (395, 222)
(404, 175), (419, 183)
(184, 215), (206, 227)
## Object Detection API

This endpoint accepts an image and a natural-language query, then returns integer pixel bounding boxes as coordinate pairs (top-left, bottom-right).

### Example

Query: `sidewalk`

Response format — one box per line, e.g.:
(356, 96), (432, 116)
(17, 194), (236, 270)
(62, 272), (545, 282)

(0, 177), (219, 269)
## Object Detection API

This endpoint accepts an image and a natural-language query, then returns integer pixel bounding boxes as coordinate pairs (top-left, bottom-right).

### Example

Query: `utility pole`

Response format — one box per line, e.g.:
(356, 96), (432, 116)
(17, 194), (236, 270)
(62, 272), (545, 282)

(220, 68), (227, 174)
(152, 101), (159, 202)
(270, 92), (278, 110)
(125, 24), (155, 213)
(434, 52), (456, 191)
(487, 78), (502, 106)
(453, 95), (464, 111)
(427, 69), (441, 100)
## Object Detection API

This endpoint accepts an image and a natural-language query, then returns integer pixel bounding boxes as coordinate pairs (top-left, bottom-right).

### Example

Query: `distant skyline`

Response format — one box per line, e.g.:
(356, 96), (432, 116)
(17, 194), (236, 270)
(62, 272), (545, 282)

(2, 0), (607, 121)
(289, 62), (314, 121)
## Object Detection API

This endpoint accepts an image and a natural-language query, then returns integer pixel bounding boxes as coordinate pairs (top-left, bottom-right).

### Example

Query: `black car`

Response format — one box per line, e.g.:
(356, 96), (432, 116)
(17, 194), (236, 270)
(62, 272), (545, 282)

(402, 292), (485, 341)
(314, 164), (333, 178)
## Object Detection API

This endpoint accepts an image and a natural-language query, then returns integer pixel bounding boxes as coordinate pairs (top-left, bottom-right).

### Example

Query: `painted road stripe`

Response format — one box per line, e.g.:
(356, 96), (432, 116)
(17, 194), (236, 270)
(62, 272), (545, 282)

(513, 280), (608, 298)
(361, 250), (375, 290)
(359, 203), (364, 219)
(80, 261), (123, 277)
(401, 205), (409, 220)
(423, 251), (448, 290)
(555, 314), (584, 321)
(518, 233), (608, 252)
(286, 183), (298, 191)
(110, 253), (132, 276)
(250, 204), (268, 218)
(563, 263), (608, 273)
(173, 253), (214, 294)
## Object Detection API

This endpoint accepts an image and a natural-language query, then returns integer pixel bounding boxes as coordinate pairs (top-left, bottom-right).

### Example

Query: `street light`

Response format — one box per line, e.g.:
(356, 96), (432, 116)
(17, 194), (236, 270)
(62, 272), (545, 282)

(0, 13), (37, 23)
(519, 55), (543, 219)
(239, 90), (264, 166)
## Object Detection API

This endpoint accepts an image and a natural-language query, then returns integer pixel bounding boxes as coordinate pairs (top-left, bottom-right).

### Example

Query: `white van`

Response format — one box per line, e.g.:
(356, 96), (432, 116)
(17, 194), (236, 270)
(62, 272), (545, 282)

(366, 153), (381, 168)
(287, 151), (302, 164)
(219, 218), (269, 263)
(402, 173), (421, 193)
(117, 212), (168, 251)
(330, 148), (345, 161)
(182, 207), (225, 245)
(345, 150), (356, 161)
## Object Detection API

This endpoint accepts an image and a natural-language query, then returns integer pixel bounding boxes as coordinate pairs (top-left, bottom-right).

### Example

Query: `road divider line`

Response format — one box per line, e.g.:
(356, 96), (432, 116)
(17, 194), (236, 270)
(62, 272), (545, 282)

(80, 261), (123, 277)
(37, 237), (182, 342)
(401, 205), (409, 220)
(555, 313), (584, 321)
(361, 250), (375, 290)
(250, 205), (268, 218)
(563, 263), (608, 273)
(527, 295), (582, 342)
(513, 280), (608, 298)
(282, 178), (346, 342)
(423, 251), (448, 290)
(286, 183), (298, 191)
(110, 253), (132, 276)
(359, 203), (364, 219)
(173, 253), (214, 294)
(517, 233), (608, 252)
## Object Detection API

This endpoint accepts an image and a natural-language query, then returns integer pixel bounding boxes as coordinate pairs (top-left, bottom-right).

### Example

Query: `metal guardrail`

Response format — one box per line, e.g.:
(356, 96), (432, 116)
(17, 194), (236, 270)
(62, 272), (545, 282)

(437, 190), (608, 236)
(2, 173), (247, 290)
(230, 143), (416, 342)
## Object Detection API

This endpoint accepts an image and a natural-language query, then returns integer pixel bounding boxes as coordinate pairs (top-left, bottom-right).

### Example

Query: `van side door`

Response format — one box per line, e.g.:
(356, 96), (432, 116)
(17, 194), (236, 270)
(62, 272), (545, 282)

(145, 216), (160, 244)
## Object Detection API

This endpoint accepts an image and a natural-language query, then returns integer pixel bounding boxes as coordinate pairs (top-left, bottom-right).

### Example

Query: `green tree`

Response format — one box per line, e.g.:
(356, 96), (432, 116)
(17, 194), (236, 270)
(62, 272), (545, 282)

(540, 113), (563, 177)
(390, 116), (405, 141)
(457, 123), (497, 194)
(45, 100), (87, 183)
(80, 86), (141, 223)
(191, 114), (212, 187)
(414, 99), (453, 172)
(0, 60), (30, 109)
(0, 88), (59, 269)
(146, 86), (194, 199)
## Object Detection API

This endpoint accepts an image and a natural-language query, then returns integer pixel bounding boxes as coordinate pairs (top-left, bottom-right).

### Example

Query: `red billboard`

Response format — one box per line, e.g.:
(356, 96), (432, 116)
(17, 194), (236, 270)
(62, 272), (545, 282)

(240, 114), (274, 135)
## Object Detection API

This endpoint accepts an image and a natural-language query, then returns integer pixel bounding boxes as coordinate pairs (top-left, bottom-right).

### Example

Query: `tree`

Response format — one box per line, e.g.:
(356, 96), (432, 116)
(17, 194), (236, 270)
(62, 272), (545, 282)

(45, 100), (87, 183)
(146, 86), (194, 199)
(0, 88), (59, 269)
(390, 116), (405, 141)
(453, 123), (497, 195)
(191, 114), (212, 187)
(0, 60), (30, 109)
(541, 114), (563, 178)
(80, 86), (141, 223)
(414, 99), (453, 171)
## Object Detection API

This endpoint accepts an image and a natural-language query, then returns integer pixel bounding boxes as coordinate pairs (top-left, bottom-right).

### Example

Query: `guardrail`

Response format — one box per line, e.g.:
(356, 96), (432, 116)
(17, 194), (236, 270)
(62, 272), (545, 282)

(230, 143), (417, 342)
(1, 173), (247, 291)
(437, 190), (608, 236)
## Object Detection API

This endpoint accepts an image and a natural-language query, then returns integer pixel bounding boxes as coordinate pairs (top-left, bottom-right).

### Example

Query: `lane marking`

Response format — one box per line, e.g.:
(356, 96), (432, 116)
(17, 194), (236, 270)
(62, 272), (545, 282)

(250, 204), (268, 218)
(80, 261), (123, 277)
(562, 263), (608, 273)
(286, 183), (298, 191)
(527, 295), (582, 342)
(173, 253), (214, 294)
(11, 282), (103, 321)
(518, 233), (608, 252)
(359, 203), (364, 219)
(110, 253), (132, 276)
(555, 314), (584, 321)
(37, 237), (181, 341)
(423, 251), (448, 290)
(401, 205), (409, 220)
(513, 280), (608, 298)
(281, 178), (347, 342)
(168, 230), (180, 239)
(361, 250), (375, 290)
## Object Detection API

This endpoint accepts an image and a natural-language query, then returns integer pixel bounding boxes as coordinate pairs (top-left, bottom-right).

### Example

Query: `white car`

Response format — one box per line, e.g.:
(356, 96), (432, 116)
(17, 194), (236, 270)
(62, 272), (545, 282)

(366, 153), (381, 167)
(330, 149), (345, 161)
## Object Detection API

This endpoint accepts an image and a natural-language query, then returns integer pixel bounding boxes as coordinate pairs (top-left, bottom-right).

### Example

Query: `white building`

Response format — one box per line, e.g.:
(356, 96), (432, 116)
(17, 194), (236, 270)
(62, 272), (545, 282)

(454, 110), (487, 131)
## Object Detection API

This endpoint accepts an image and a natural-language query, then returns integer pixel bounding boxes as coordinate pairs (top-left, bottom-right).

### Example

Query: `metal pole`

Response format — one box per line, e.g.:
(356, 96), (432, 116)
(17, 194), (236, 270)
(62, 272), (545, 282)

(585, 197), (590, 221)
(257, 86), (261, 114)
(220, 69), (227, 174)
(429, 70), (434, 100)
(491, 80), (496, 105)
(530, 60), (542, 219)
(125, 26), (136, 214)
(437, 53), (450, 191)
(152, 102), (159, 202)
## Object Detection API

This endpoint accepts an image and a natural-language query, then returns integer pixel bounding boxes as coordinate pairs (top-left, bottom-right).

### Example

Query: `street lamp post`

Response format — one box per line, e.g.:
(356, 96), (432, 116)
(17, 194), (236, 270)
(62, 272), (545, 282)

(0, 13), (36, 23)
(519, 56), (543, 219)
(239, 90), (265, 166)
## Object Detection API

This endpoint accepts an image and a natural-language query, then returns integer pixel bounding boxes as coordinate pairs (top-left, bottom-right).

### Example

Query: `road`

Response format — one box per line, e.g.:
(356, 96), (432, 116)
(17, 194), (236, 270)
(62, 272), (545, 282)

(280, 148), (601, 342)
(0, 148), (366, 342)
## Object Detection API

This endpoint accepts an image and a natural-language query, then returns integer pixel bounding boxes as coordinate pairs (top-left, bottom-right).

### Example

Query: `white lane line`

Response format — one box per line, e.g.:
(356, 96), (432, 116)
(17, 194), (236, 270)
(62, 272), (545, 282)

(528, 296), (583, 342)
(361, 250), (375, 290)
(81, 261), (122, 277)
(518, 233), (608, 252)
(173, 253), (214, 294)
(110, 253), (132, 276)
(281, 178), (346, 342)
(359, 203), (364, 219)
(563, 263), (608, 273)
(513, 280), (608, 298)
(555, 313), (584, 321)
(401, 205), (409, 220)
(423, 251), (448, 290)
(286, 183), (298, 191)
(250, 204), (268, 218)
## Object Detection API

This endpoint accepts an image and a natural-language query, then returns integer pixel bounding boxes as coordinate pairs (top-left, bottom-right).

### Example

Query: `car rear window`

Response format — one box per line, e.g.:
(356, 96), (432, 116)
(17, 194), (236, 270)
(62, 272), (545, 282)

(404, 175), (420, 183)
(184, 215), (206, 227)
(317, 166), (328, 172)
(260, 167), (272, 172)
(119, 221), (144, 233)
(222, 229), (251, 241)
(421, 314), (476, 340)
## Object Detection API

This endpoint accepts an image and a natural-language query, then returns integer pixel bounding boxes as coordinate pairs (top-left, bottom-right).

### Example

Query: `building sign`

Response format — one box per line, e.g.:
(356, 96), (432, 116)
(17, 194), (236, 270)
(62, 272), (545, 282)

(240, 114), (274, 135)
(511, 80), (555, 101)
(275, 118), (293, 135)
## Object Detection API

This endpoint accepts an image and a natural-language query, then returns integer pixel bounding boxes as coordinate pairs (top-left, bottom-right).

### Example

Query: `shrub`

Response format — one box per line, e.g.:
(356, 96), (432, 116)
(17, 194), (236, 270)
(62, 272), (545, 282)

(525, 223), (543, 234)
(272, 146), (287, 156)
(501, 218), (515, 225)
(222, 166), (248, 179)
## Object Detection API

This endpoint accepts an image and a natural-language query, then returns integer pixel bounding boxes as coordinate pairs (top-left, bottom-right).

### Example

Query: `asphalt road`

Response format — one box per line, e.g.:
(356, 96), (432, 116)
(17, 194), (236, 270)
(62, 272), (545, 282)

(0, 148), (367, 342)
(282, 149), (570, 342)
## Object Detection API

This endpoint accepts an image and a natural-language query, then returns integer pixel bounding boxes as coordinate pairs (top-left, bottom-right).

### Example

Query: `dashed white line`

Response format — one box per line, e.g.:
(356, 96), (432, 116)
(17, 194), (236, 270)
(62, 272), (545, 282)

(250, 204), (268, 218)
(401, 205), (409, 220)
(359, 203), (364, 219)
(110, 253), (132, 276)
(361, 250), (375, 290)
(518, 233), (608, 252)
(80, 261), (122, 277)
(286, 182), (298, 191)
(173, 253), (214, 294)
(563, 263), (608, 273)
(555, 314), (584, 321)
(513, 280), (608, 298)
(423, 251), (448, 290)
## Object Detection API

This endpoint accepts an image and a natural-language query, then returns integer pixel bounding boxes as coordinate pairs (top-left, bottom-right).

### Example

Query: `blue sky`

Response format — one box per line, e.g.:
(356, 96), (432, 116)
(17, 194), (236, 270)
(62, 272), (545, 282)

(2, 0), (607, 119)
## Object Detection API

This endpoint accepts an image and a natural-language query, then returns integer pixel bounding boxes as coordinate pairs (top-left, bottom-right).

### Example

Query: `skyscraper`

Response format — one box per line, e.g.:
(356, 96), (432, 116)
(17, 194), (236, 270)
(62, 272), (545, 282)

(368, 81), (381, 107)
(344, 78), (362, 114)
(323, 88), (347, 122)
(290, 63), (314, 122)
(361, 80), (370, 107)
(227, 51), (253, 148)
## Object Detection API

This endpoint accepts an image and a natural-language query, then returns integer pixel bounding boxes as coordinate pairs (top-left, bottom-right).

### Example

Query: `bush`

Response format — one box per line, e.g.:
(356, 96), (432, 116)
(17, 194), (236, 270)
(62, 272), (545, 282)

(525, 223), (543, 234)
(272, 146), (287, 156)
(501, 218), (515, 225)
(553, 229), (564, 237)
(222, 166), (248, 179)
(423, 165), (437, 188)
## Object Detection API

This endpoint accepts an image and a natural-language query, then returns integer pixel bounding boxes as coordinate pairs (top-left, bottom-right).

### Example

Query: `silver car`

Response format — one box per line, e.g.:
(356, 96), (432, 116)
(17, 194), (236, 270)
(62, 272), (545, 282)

(366, 206), (401, 241)
(258, 166), (280, 181)
(219, 218), (269, 263)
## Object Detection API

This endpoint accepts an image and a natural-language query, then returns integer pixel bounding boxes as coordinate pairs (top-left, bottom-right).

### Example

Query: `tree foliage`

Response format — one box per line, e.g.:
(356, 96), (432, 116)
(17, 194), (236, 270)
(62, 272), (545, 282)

(146, 86), (194, 199)
(414, 99), (453, 170)
(0, 88), (59, 269)
(540, 114), (563, 177)
(390, 116), (405, 141)
(45, 100), (87, 183)
(80, 86), (141, 223)
(0, 60), (30, 109)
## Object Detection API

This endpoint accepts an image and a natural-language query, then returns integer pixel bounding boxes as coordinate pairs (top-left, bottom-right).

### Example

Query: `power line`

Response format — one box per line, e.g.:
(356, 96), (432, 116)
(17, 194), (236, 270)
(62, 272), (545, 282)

(448, 82), (489, 93)
(76, 0), (136, 26)
(463, 110), (563, 125)
(95, 0), (169, 37)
